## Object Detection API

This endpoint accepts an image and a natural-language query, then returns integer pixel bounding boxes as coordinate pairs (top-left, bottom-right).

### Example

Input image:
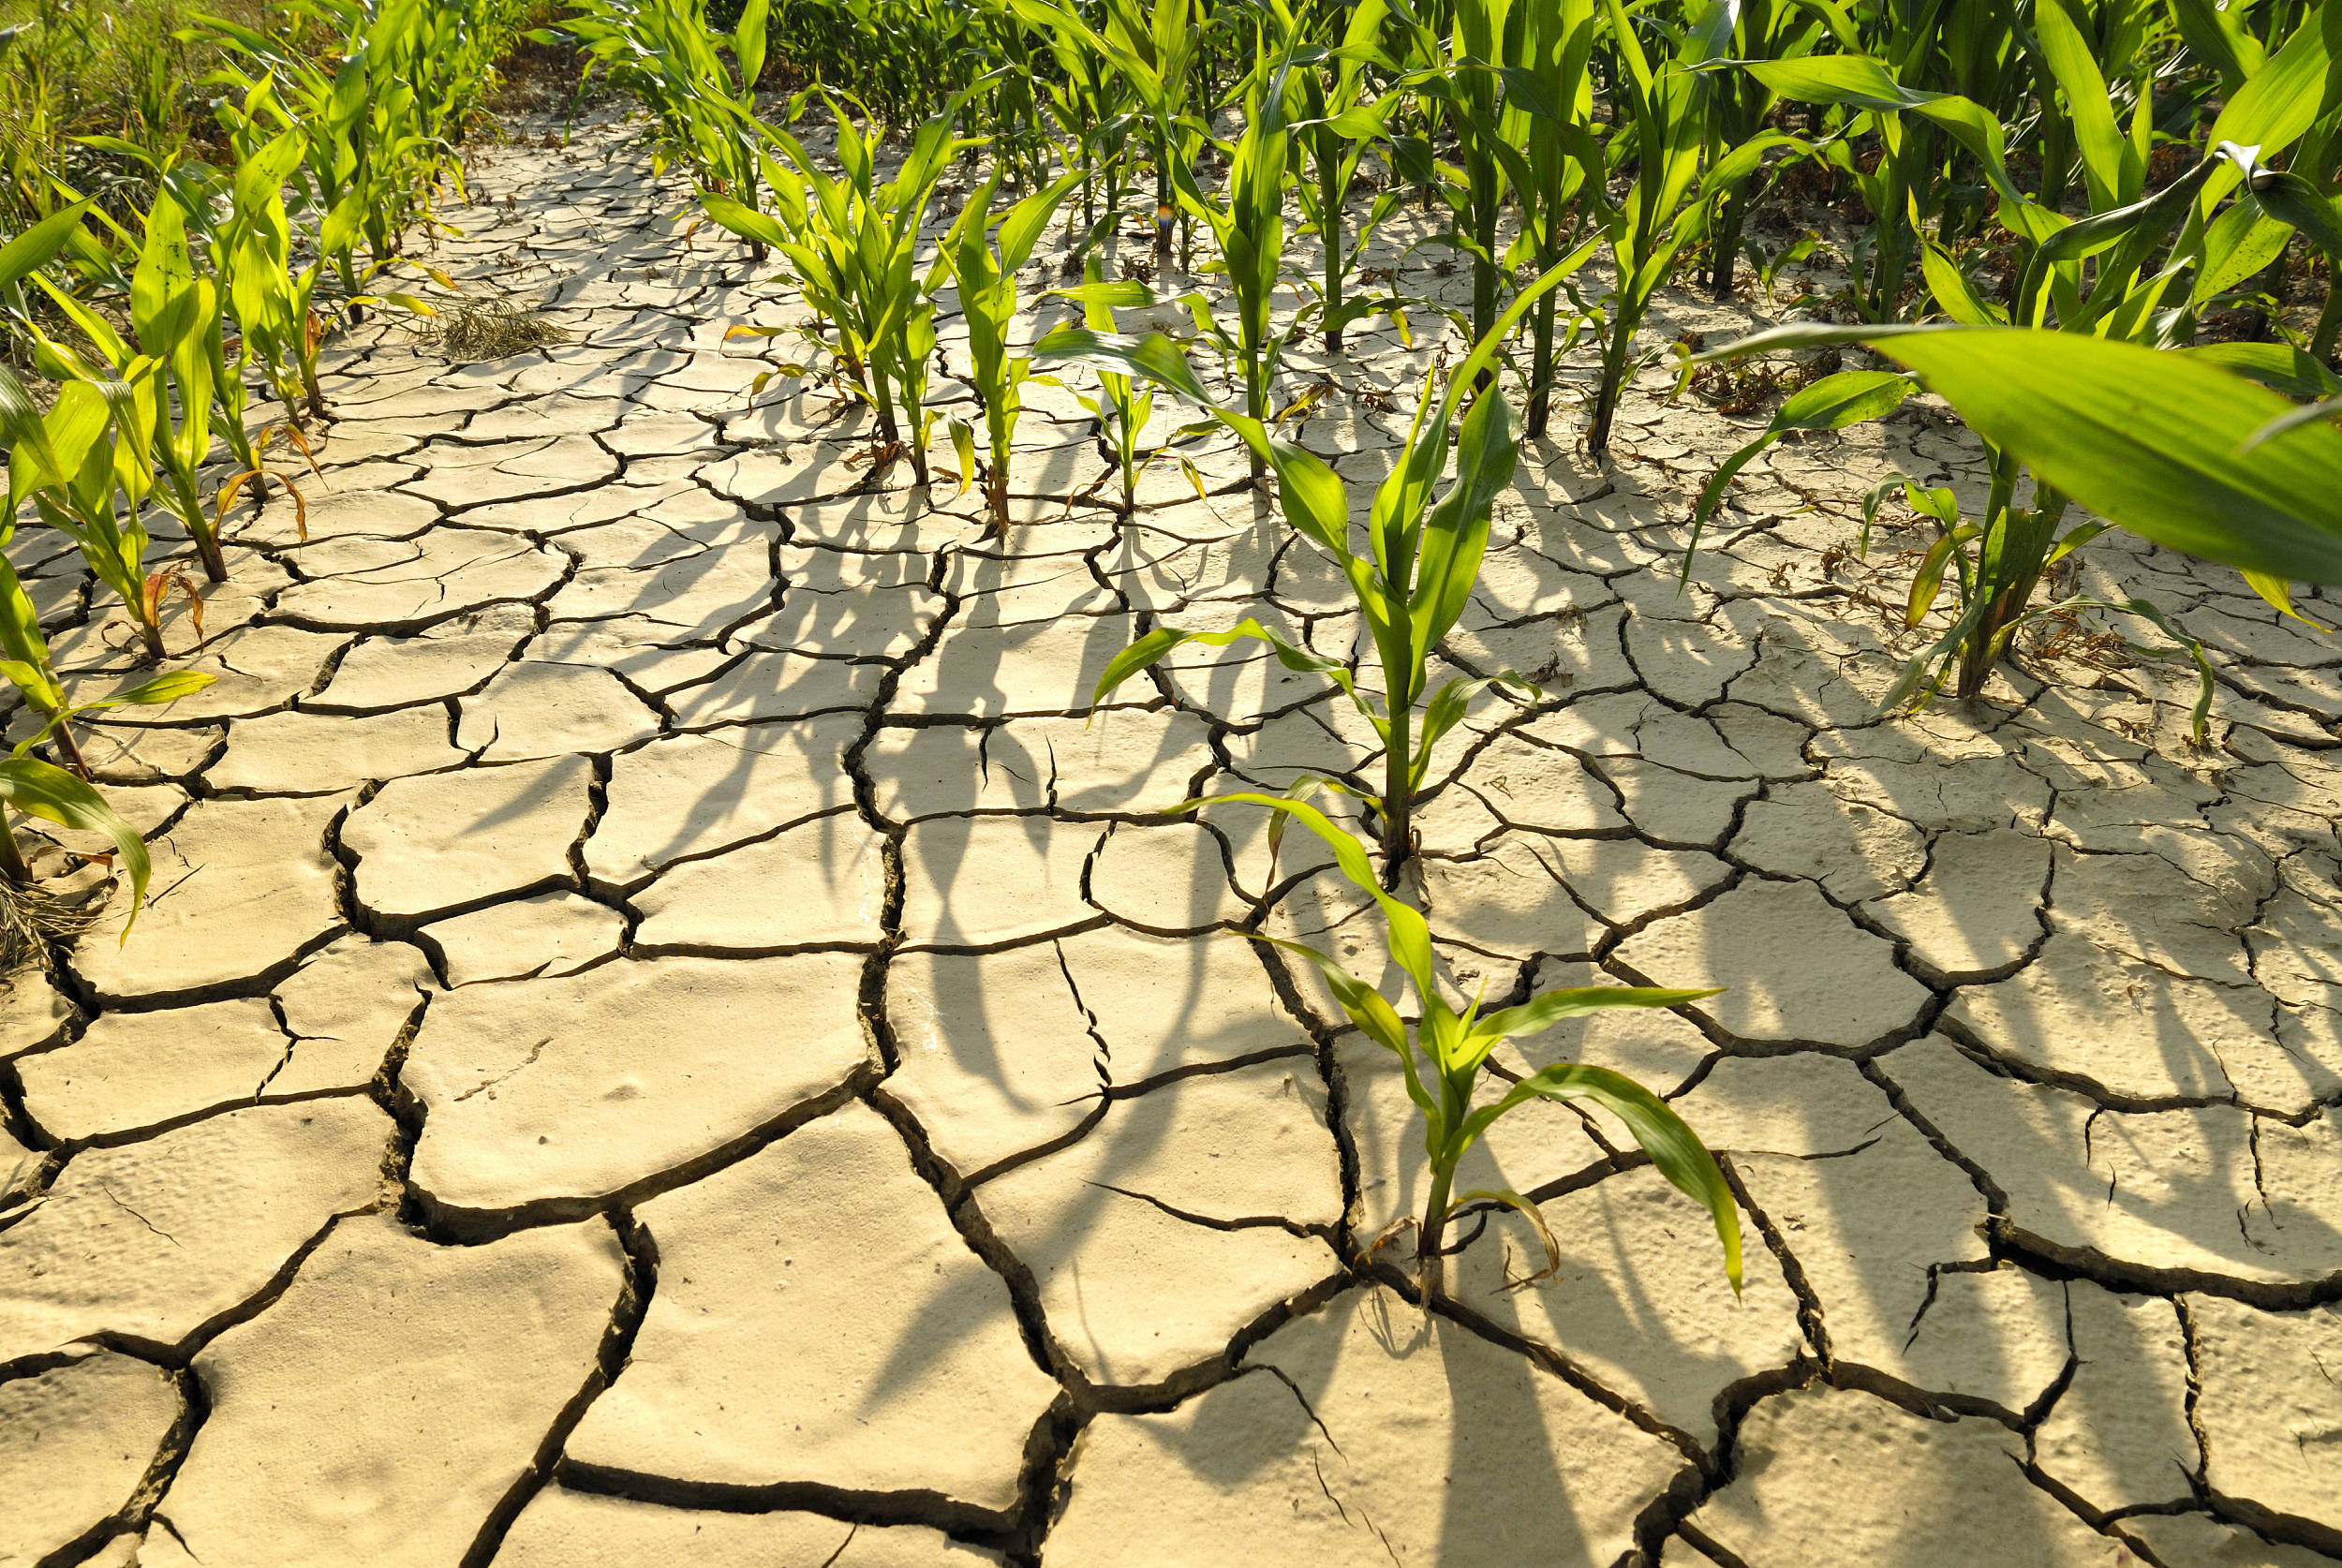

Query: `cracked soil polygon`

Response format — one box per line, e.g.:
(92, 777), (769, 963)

(160, 1213), (625, 1568)
(563, 1102), (1058, 1517)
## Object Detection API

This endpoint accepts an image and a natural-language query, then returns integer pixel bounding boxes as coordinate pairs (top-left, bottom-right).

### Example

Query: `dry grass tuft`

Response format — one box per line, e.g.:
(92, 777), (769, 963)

(0, 875), (101, 972)
(418, 297), (570, 362)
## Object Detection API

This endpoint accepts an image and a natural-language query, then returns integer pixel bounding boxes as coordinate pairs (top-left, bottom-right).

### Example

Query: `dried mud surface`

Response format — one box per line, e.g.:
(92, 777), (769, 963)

(3, 116), (2340, 1568)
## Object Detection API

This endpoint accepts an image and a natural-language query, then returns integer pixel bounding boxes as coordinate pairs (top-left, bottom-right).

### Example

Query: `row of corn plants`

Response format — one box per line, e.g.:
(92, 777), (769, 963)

(0, 0), (531, 943)
(551, 0), (2342, 1294)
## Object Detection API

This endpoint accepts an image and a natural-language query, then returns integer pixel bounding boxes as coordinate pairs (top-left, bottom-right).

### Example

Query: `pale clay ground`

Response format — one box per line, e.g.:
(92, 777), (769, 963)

(2, 111), (2340, 1568)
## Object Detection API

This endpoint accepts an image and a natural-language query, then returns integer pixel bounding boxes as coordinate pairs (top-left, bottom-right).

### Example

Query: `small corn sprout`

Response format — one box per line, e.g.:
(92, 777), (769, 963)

(943, 167), (1081, 536)
(1206, 791), (1741, 1299)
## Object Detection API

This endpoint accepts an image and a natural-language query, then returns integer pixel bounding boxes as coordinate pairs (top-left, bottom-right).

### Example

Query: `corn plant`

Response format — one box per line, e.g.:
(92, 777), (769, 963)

(0, 363), (196, 664)
(0, 535), (214, 781)
(1695, 0), (1817, 298)
(0, 547), (180, 952)
(1012, 0), (1206, 268)
(1572, 0), (1788, 454)
(1036, 8), (1139, 251)
(197, 3), (461, 343)
(1692, 324), (2342, 732)
(563, 0), (772, 257)
(1043, 264), (1577, 880)
(944, 169), (1081, 535)
(1379, 0), (1525, 355)
(1496, 0), (1599, 436)
(714, 85), (988, 483)
(1202, 793), (1738, 1298)
(769, 0), (975, 123)
(205, 85), (361, 427)
(1040, 263), (1167, 514)
(1164, 25), (1303, 478)
(26, 192), (232, 583)
(1286, 0), (1399, 355)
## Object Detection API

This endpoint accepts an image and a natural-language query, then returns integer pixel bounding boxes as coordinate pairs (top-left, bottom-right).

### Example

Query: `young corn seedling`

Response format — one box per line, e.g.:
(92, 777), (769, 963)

(1042, 262), (1579, 881)
(0, 364), (197, 666)
(943, 168), (1082, 537)
(1286, 0), (1401, 355)
(188, 57), (440, 419)
(0, 532), (215, 782)
(716, 83), (989, 484)
(1204, 793), (1740, 1299)
(1041, 261), (1164, 514)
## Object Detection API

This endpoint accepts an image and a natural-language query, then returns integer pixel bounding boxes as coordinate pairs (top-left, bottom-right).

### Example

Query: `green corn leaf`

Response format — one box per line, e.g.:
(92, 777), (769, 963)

(734, 0), (769, 91)
(1696, 325), (2342, 584)
(1919, 238), (2006, 326)
(2245, 169), (2342, 266)
(1460, 1059), (1742, 1294)
(2180, 343), (2342, 402)
(1248, 933), (1416, 1066)
(1410, 388), (1518, 655)
(2168, 0), (2260, 89)
(1090, 619), (1353, 709)
(701, 193), (790, 250)
(0, 755), (151, 938)
(0, 200), (93, 293)
(2193, 200), (2296, 307)
(1409, 673), (1536, 785)
(130, 194), (201, 355)
(1187, 791), (1439, 997)
(92, 670), (219, 708)
(1905, 526), (1973, 627)
(2033, 0), (2136, 208)
(2201, 4), (2342, 204)
(1473, 984), (1721, 1044)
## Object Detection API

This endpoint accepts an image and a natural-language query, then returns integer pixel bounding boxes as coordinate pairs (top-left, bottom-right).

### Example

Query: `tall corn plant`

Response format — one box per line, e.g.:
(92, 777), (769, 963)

(1176, 27), (1303, 479)
(1205, 795), (1740, 1299)
(1709, 20), (2342, 715)
(1287, 0), (1400, 355)
(1500, 0), (1599, 436)
(714, 85), (989, 483)
(1383, 0), (1541, 356)
(1042, 263), (1579, 880)
(1013, 0), (1206, 268)
(28, 194), (233, 584)
(564, 0), (772, 257)
(1571, 0), (1786, 454)
(944, 169), (1081, 536)
(0, 364), (193, 664)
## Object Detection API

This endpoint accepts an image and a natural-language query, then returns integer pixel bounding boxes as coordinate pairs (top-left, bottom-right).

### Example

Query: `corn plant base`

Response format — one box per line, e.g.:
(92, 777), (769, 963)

(6, 113), (2340, 1568)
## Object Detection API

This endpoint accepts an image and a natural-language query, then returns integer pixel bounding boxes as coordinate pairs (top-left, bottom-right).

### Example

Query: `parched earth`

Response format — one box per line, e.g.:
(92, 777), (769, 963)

(3, 114), (2340, 1568)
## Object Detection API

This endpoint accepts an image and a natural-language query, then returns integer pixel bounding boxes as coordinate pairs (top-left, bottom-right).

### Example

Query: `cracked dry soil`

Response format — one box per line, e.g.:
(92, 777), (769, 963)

(3, 113), (2341, 1568)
